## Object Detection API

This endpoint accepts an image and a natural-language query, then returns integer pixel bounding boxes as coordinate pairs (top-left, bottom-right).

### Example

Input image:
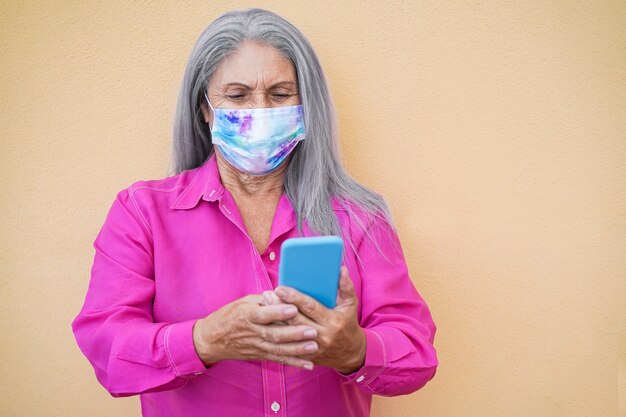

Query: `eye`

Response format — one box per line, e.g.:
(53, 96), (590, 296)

(226, 94), (247, 101)
(271, 93), (295, 101)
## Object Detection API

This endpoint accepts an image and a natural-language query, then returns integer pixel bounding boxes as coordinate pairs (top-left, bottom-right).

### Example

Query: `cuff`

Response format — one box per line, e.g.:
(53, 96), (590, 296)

(336, 328), (386, 386)
(163, 320), (211, 378)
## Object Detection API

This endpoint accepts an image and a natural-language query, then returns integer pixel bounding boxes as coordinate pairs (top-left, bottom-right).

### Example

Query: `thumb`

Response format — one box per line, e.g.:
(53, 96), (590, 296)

(337, 266), (356, 305)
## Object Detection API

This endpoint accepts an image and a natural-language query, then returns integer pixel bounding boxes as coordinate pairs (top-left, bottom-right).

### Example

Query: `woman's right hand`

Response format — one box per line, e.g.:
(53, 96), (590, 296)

(192, 294), (319, 369)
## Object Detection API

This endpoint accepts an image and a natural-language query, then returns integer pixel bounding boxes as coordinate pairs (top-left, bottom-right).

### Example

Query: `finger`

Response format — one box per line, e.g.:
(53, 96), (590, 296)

(256, 324), (318, 344)
(260, 340), (319, 357)
(264, 353), (315, 370)
(245, 294), (266, 306)
(284, 311), (319, 328)
(250, 304), (298, 324)
(337, 267), (357, 305)
(274, 286), (330, 323)
(261, 290), (282, 306)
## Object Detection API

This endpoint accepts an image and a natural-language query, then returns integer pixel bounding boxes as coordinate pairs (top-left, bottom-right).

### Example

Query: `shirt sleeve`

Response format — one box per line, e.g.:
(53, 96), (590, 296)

(71, 188), (209, 397)
(337, 215), (438, 396)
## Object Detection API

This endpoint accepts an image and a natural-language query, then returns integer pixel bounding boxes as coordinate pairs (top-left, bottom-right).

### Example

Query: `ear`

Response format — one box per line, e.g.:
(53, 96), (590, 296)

(200, 100), (212, 125)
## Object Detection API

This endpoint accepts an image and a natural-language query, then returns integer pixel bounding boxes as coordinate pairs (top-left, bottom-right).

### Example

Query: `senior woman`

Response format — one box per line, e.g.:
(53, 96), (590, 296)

(72, 8), (438, 417)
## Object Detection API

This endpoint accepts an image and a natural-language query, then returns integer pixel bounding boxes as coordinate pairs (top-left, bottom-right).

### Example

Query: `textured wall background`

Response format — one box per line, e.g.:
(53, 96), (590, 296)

(1, 1), (624, 416)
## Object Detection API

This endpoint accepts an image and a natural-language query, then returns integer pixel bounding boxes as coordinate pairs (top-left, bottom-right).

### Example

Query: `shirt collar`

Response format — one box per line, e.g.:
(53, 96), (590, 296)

(170, 153), (225, 209)
(170, 153), (298, 241)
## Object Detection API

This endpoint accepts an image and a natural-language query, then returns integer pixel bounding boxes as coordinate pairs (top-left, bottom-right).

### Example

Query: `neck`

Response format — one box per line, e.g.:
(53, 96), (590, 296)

(215, 149), (287, 199)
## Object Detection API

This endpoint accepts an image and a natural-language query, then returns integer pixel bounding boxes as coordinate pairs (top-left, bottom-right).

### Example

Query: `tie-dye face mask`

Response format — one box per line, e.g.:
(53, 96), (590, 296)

(205, 92), (305, 176)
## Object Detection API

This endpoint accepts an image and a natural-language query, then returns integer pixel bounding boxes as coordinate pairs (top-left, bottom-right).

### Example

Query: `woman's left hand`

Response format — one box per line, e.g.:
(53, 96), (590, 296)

(266, 267), (366, 374)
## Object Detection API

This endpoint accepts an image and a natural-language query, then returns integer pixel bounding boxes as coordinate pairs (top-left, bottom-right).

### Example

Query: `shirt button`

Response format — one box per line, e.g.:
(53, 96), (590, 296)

(271, 401), (281, 413)
(356, 375), (365, 383)
(194, 371), (203, 375)
(269, 251), (276, 261)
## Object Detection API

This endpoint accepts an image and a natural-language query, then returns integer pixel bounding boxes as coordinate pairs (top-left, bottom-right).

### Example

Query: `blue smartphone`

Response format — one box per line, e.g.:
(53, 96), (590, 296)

(278, 236), (344, 308)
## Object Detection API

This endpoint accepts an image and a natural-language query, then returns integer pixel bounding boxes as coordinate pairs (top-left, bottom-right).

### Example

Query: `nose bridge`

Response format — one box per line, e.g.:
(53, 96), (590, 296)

(253, 92), (271, 108)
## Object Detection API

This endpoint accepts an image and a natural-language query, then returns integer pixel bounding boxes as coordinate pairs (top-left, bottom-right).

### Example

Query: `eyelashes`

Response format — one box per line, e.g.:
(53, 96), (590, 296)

(222, 92), (299, 102)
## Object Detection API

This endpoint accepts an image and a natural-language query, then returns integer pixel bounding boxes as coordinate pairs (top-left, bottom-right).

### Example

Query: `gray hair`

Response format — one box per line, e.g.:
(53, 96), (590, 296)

(171, 8), (391, 246)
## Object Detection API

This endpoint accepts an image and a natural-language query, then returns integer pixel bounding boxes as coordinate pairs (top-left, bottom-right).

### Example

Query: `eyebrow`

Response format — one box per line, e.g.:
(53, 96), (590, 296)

(221, 81), (297, 89)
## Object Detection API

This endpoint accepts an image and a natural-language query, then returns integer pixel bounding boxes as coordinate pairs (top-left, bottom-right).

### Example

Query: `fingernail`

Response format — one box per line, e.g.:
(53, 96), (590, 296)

(284, 306), (297, 316)
(305, 343), (318, 352)
(303, 363), (314, 370)
(275, 287), (286, 297)
(303, 329), (317, 338)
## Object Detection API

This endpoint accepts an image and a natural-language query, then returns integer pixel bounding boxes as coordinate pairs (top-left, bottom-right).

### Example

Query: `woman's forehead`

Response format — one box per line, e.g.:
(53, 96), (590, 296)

(210, 41), (297, 89)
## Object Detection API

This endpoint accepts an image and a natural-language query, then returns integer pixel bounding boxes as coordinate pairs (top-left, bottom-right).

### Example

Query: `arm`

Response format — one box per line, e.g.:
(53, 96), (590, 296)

(72, 188), (319, 396)
(71, 188), (208, 397)
(272, 214), (438, 396)
(340, 215), (438, 396)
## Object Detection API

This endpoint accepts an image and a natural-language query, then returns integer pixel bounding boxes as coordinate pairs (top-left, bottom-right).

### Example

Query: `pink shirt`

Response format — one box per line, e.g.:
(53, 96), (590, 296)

(71, 154), (438, 417)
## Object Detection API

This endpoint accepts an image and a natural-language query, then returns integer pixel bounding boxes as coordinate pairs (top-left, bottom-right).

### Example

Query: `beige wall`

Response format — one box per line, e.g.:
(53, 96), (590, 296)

(1, 1), (624, 416)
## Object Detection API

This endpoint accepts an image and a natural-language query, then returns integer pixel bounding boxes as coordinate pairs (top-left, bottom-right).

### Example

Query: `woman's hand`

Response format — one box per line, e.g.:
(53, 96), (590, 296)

(273, 267), (367, 374)
(192, 294), (319, 369)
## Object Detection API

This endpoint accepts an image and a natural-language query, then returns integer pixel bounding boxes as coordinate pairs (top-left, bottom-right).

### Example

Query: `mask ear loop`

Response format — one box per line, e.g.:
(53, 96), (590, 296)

(204, 91), (216, 130)
(204, 91), (216, 112)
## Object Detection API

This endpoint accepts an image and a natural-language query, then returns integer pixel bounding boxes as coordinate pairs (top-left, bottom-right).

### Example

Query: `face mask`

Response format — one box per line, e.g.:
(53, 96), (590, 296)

(205, 92), (305, 176)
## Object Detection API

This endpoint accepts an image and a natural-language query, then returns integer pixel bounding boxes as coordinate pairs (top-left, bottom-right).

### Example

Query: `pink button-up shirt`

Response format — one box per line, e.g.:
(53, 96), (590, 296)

(72, 154), (438, 417)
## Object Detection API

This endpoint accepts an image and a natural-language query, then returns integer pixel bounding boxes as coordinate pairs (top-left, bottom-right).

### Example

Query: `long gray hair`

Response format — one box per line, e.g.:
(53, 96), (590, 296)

(171, 8), (391, 246)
